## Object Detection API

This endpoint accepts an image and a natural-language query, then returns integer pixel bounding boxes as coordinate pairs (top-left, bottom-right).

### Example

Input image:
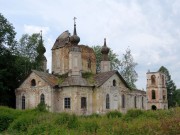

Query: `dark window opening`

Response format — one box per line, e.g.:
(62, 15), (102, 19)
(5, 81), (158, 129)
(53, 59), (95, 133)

(151, 75), (156, 85)
(64, 98), (71, 109)
(31, 79), (36, 86)
(162, 75), (165, 86)
(134, 96), (137, 108)
(106, 94), (110, 109)
(163, 95), (166, 100)
(40, 94), (45, 104)
(87, 58), (91, 69)
(22, 95), (25, 110)
(122, 94), (125, 108)
(81, 97), (87, 109)
(113, 80), (116, 86)
(152, 90), (156, 99)
(142, 96), (144, 108)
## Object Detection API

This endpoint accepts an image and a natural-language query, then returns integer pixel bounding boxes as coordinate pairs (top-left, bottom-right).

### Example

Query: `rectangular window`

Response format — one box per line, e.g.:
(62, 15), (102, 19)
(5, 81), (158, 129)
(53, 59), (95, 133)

(64, 98), (71, 109)
(81, 97), (87, 109)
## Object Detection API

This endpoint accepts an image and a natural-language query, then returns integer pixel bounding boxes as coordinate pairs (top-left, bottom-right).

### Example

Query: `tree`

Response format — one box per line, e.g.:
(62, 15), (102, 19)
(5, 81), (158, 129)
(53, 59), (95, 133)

(35, 32), (46, 71)
(17, 33), (41, 62)
(119, 48), (138, 89)
(0, 13), (17, 53)
(158, 66), (176, 107)
(92, 45), (120, 72)
(0, 13), (18, 107)
(173, 89), (180, 106)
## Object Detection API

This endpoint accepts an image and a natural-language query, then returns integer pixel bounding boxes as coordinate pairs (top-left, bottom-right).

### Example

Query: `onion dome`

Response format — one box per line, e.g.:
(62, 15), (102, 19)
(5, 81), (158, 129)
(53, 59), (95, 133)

(70, 17), (80, 45)
(101, 38), (109, 54)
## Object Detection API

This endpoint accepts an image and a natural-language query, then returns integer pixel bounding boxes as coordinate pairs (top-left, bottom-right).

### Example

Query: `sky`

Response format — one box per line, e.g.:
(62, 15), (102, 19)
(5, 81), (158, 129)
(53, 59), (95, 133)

(1, 0), (180, 90)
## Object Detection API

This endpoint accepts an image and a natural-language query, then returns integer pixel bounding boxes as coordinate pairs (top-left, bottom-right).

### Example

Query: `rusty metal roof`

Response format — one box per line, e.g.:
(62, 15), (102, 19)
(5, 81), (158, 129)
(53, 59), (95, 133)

(94, 70), (131, 89)
(32, 70), (58, 87)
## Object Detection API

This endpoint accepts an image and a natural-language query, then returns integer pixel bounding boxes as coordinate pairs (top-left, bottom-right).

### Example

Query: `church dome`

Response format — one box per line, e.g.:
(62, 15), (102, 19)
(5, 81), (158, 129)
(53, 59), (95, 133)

(101, 38), (109, 54)
(52, 30), (70, 49)
(70, 23), (80, 45)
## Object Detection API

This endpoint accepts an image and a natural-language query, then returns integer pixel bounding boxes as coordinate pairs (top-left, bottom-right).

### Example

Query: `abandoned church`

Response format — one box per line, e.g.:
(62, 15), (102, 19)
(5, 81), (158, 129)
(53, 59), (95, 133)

(15, 20), (168, 115)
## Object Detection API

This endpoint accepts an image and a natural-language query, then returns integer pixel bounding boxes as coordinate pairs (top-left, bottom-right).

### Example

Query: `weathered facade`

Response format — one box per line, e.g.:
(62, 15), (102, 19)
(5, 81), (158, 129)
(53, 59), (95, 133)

(15, 21), (168, 114)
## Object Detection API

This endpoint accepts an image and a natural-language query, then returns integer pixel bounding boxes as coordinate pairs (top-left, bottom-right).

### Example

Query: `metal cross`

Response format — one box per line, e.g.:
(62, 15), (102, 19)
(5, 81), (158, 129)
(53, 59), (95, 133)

(73, 17), (77, 25)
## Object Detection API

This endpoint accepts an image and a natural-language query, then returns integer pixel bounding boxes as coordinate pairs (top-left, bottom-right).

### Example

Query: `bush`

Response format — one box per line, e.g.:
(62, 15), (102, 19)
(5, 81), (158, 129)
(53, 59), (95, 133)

(124, 109), (143, 119)
(9, 114), (37, 132)
(35, 102), (48, 112)
(55, 113), (79, 129)
(0, 106), (22, 132)
(82, 121), (99, 133)
(0, 113), (14, 132)
(106, 111), (122, 118)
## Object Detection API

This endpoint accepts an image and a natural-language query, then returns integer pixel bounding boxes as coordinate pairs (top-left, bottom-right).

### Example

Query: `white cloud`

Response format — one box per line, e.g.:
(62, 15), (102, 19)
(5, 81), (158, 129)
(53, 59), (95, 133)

(24, 25), (50, 36)
(1, 0), (180, 89)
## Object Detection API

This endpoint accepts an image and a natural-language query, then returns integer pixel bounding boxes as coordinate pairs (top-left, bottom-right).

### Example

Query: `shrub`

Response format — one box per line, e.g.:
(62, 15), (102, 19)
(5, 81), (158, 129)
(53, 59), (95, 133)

(55, 113), (79, 129)
(9, 114), (37, 132)
(82, 121), (99, 133)
(0, 106), (22, 132)
(126, 109), (143, 117)
(0, 113), (14, 132)
(106, 111), (122, 118)
(35, 102), (48, 112)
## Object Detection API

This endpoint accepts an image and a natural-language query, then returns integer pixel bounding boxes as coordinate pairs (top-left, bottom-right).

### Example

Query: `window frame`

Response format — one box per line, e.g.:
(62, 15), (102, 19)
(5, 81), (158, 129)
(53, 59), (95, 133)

(81, 97), (87, 109)
(113, 80), (116, 86)
(106, 94), (110, 109)
(152, 90), (156, 99)
(151, 75), (156, 85)
(31, 79), (36, 86)
(64, 97), (71, 109)
(40, 94), (45, 104)
(134, 96), (137, 108)
(22, 95), (25, 110)
(122, 94), (125, 108)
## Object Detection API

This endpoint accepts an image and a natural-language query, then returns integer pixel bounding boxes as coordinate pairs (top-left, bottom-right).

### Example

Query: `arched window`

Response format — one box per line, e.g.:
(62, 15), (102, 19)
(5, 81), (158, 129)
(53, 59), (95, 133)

(122, 94), (125, 108)
(152, 90), (156, 99)
(22, 95), (25, 110)
(87, 58), (91, 69)
(134, 96), (137, 108)
(106, 94), (110, 109)
(162, 75), (165, 86)
(113, 80), (116, 86)
(40, 94), (45, 104)
(151, 75), (156, 85)
(142, 96), (144, 108)
(31, 79), (36, 86)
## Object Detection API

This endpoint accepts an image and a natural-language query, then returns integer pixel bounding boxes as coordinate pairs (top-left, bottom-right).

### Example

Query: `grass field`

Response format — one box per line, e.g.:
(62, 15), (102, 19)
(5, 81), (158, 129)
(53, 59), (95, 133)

(0, 106), (180, 135)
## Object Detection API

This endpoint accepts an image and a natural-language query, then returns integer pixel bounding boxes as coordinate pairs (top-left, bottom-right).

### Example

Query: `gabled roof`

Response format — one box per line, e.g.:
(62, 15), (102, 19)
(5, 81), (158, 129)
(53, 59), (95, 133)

(132, 89), (146, 94)
(32, 70), (58, 87)
(94, 70), (131, 89)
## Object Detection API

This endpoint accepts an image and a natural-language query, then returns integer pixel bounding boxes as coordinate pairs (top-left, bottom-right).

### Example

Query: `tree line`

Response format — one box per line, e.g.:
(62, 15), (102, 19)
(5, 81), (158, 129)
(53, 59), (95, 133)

(0, 13), (179, 108)
(0, 13), (46, 107)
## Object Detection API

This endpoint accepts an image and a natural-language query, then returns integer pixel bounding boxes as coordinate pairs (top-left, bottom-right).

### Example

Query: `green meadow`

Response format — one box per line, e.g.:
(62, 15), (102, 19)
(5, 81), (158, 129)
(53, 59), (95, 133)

(0, 106), (180, 135)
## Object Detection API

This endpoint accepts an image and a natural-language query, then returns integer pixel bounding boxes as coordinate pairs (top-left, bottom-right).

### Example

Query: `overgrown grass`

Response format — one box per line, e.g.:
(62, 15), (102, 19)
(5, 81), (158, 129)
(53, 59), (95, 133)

(0, 106), (180, 135)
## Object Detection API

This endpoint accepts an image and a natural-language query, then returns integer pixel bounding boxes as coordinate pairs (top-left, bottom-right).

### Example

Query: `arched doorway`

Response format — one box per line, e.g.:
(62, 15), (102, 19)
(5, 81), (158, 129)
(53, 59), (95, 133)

(151, 105), (157, 110)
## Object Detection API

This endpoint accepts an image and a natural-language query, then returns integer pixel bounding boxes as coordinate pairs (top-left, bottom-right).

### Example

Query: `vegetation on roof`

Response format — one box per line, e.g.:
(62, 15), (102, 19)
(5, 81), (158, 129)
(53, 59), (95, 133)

(82, 72), (95, 84)
(56, 73), (68, 85)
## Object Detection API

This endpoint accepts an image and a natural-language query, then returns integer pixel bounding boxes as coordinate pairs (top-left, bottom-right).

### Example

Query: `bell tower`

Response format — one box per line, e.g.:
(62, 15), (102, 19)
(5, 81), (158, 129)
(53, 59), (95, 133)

(68, 17), (82, 76)
(146, 71), (168, 110)
(100, 38), (110, 72)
